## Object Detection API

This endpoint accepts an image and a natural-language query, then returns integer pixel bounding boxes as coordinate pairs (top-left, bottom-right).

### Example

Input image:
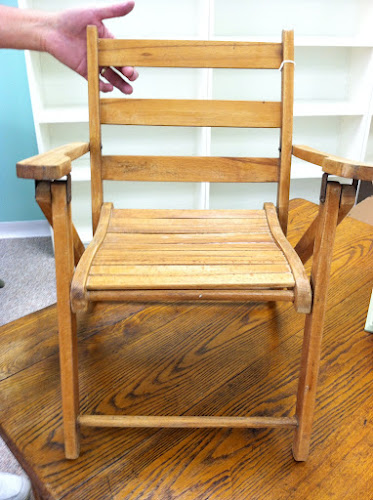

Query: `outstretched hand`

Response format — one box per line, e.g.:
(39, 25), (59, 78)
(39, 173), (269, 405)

(45, 2), (138, 94)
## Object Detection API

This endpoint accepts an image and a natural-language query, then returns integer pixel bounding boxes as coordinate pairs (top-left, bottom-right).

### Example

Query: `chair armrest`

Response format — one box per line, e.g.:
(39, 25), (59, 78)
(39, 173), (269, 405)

(292, 145), (373, 181)
(17, 142), (90, 180)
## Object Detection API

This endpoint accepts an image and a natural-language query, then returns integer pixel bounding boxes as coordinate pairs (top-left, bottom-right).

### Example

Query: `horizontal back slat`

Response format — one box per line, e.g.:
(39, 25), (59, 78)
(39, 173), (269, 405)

(102, 156), (279, 182)
(98, 39), (283, 69)
(100, 99), (282, 128)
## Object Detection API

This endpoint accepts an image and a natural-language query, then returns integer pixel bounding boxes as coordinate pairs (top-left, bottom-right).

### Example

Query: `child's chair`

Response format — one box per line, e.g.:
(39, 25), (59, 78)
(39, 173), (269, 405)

(17, 28), (373, 460)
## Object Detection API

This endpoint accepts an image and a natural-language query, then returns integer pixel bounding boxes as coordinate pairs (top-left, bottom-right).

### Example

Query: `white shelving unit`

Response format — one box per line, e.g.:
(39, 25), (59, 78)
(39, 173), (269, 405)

(20, 0), (373, 242)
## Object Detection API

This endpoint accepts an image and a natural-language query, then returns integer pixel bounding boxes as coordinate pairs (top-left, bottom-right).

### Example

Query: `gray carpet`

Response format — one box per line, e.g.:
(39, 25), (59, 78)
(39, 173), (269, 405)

(0, 237), (56, 326)
(0, 237), (56, 495)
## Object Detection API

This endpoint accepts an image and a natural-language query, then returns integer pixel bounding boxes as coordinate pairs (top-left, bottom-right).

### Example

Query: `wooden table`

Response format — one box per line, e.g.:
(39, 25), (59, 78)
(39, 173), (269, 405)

(1, 199), (372, 500)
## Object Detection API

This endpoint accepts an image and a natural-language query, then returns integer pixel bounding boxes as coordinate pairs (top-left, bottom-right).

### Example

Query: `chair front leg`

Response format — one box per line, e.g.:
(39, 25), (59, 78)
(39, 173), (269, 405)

(292, 181), (342, 461)
(51, 177), (80, 459)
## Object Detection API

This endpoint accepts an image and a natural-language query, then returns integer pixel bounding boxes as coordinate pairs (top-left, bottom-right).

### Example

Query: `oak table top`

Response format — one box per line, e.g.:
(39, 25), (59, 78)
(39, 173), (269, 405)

(1, 199), (372, 500)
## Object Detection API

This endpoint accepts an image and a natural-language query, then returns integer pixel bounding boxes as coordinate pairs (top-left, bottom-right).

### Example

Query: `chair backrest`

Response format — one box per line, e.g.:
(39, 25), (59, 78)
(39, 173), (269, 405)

(87, 27), (294, 235)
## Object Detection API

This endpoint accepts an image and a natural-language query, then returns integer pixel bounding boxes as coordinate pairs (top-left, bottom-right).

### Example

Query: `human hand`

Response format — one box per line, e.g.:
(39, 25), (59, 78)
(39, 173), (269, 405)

(44, 2), (138, 94)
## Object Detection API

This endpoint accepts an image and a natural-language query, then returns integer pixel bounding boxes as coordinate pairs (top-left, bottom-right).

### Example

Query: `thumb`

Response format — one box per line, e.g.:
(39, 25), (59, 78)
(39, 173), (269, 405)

(96, 1), (135, 21)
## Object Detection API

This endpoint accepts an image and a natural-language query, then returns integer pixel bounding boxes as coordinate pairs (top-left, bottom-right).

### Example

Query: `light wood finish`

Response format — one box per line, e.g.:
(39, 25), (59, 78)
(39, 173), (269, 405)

(107, 217), (270, 233)
(87, 25), (103, 234)
(292, 144), (331, 169)
(98, 39), (283, 69)
(90, 264), (291, 275)
(78, 415), (297, 429)
(35, 181), (85, 267)
(51, 181), (80, 459)
(264, 203), (311, 313)
(293, 183), (342, 461)
(110, 209), (267, 219)
(87, 273), (294, 290)
(102, 233), (276, 244)
(93, 250), (285, 265)
(323, 157), (373, 181)
(87, 289), (295, 303)
(102, 156), (280, 183)
(294, 216), (319, 266)
(292, 144), (373, 181)
(295, 184), (356, 264)
(1, 200), (373, 499)
(18, 28), (371, 463)
(70, 203), (112, 313)
(71, 203), (311, 308)
(16, 142), (89, 180)
(337, 184), (357, 221)
(100, 98), (282, 128)
(35, 182), (53, 225)
(277, 30), (295, 235)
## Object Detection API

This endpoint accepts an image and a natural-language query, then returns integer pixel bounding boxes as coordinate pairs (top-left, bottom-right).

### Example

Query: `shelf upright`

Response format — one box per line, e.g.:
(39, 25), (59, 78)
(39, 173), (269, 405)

(195, 0), (214, 209)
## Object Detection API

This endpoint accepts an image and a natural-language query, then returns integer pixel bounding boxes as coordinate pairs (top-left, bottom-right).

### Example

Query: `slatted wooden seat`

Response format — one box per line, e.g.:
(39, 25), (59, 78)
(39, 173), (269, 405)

(71, 205), (311, 313)
(17, 27), (373, 463)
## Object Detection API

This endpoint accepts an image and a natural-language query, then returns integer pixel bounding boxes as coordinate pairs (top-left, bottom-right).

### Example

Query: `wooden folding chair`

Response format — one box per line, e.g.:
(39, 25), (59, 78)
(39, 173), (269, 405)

(17, 28), (373, 461)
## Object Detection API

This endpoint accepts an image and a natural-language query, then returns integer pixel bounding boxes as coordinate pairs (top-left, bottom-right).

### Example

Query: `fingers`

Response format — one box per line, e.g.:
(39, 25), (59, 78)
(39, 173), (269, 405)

(94, 4), (139, 91)
(100, 67), (134, 94)
(96, 1), (135, 21)
(99, 80), (114, 93)
(121, 66), (139, 82)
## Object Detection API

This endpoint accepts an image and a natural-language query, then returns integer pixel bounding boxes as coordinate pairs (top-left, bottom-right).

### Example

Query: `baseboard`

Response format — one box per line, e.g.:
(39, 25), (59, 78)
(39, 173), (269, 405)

(0, 220), (51, 239)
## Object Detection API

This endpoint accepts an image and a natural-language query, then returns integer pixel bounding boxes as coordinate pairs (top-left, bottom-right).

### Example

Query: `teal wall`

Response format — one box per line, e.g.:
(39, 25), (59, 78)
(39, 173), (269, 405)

(0, 0), (42, 222)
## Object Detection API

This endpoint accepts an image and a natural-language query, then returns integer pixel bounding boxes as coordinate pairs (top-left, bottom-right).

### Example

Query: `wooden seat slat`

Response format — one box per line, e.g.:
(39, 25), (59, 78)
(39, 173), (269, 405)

(89, 263), (291, 276)
(98, 241), (280, 252)
(87, 273), (295, 290)
(107, 217), (271, 234)
(93, 250), (285, 266)
(102, 232), (276, 244)
(110, 208), (267, 219)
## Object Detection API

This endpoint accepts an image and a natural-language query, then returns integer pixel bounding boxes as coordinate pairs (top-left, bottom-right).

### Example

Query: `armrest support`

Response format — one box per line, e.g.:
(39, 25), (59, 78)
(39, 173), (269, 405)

(17, 142), (90, 180)
(292, 145), (373, 181)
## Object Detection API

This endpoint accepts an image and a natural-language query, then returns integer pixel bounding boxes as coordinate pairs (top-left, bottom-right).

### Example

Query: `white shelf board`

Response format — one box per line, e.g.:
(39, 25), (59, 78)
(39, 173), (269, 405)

(291, 158), (323, 179)
(71, 165), (91, 182)
(39, 101), (366, 125)
(212, 35), (373, 47)
(296, 36), (373, 47)
(294, 101), (365, 117)
(39, 107), (88, 124)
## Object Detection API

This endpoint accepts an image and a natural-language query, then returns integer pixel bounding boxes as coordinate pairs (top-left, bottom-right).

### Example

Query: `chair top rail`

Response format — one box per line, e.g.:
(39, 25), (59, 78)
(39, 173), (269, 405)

(97, 39), (283, 69)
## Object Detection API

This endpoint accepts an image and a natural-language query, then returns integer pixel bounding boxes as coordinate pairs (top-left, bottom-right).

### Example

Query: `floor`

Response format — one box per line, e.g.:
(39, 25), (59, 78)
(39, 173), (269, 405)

(0, 236), (56, 497)
(0, 237), (56, 326)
